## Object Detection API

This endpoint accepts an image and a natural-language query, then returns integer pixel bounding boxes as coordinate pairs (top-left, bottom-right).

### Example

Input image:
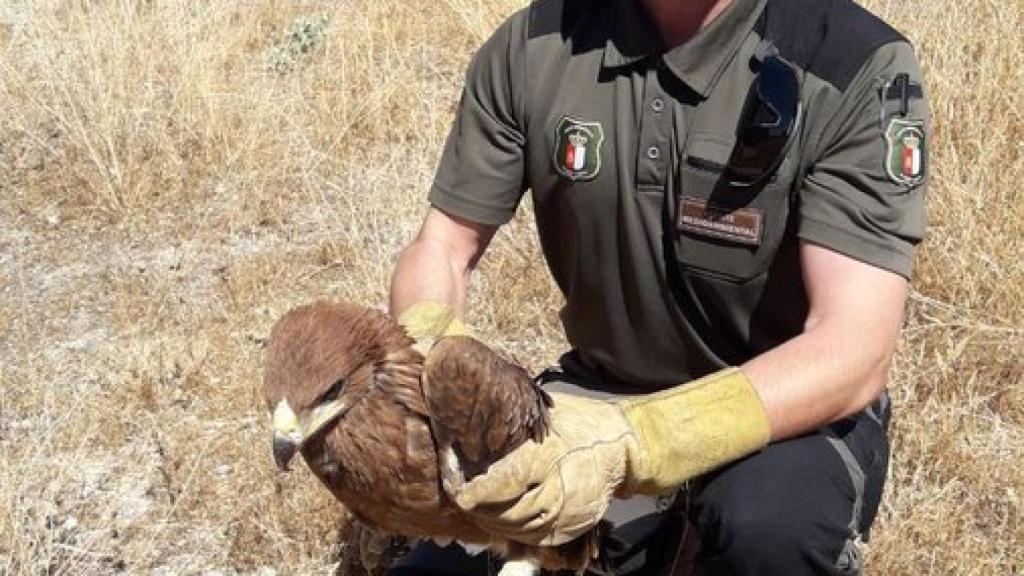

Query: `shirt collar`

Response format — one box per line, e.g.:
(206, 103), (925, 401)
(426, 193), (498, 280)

(603, 0), (767, 97)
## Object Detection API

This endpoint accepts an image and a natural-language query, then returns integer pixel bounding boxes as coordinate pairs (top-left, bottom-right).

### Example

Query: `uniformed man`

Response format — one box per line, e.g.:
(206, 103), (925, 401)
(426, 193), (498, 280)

(389, 0), (929, 573)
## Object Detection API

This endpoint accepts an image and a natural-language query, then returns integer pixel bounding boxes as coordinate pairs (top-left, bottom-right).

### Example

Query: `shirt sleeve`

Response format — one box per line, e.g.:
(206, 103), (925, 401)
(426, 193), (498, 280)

(429, 13), (528, 227)
(798, 41), (930, 278)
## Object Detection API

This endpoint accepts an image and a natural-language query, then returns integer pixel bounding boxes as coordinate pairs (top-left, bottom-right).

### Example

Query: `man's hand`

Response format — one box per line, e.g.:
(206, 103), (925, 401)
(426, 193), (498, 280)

(452, 393), (634, 546)
(450, 368), (771, 546)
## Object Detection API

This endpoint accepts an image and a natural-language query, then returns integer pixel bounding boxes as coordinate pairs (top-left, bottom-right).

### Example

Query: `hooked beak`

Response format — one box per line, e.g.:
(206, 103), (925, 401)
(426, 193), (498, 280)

(270, 396), (350, 472)
(272, 399), (302, 471)
(273, 430), (299, 471)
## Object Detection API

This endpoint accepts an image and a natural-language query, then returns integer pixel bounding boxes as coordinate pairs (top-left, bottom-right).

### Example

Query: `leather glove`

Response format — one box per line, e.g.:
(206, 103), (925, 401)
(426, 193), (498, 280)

(449, 368), (772, 546)
(396, 301), (471, 353)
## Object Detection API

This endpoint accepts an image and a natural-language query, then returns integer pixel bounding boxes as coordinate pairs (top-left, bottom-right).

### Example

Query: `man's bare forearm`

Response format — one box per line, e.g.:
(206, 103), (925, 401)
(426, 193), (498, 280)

(389, 207), (497, 318)
(742, 242), (908, 441)
(390, 238), (469, 317)
(743, 318), (897, 441)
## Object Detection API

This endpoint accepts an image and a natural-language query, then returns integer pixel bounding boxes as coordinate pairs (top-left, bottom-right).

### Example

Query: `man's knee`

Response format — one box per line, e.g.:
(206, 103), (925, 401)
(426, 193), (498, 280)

(716, 494), (804, 550)
(690, 433), (866, 575)
(695, 480), (839, 570)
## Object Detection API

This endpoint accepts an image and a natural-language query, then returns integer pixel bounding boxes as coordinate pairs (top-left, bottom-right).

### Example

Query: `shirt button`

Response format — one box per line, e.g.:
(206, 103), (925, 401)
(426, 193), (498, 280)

(646, 146), (661, 160)
(651, 98), (665, 113)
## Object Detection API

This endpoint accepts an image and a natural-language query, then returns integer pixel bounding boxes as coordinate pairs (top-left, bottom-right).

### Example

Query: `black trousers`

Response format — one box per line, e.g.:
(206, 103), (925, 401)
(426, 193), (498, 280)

(388, 361), (891, 576)
(689, 398), (890, 575)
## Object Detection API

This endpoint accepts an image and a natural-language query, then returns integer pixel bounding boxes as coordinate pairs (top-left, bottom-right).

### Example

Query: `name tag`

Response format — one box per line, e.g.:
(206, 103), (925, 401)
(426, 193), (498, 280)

(677, 197), (764, 247)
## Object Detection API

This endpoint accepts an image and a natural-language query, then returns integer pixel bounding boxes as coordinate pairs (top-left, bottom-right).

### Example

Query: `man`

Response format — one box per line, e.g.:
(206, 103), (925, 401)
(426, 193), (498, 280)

(389, 0), (928, 573)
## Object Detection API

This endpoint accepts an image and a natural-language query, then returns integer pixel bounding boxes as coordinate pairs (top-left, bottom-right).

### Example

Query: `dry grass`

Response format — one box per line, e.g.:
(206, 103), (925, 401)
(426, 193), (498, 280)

(0, 0), (1020, 574)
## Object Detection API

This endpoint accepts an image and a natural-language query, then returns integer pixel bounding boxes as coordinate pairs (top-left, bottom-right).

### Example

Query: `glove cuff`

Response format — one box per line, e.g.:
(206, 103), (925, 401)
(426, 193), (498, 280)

(618, 368), (771, 495)
(396, 301), (471, 339)
(396, 301), (472, 353)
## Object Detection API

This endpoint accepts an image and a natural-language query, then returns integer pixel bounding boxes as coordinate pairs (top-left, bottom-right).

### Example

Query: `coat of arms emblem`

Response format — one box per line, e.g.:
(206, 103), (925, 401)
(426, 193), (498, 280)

(885, 118), (927, 187)
(553, 116), (605, 182)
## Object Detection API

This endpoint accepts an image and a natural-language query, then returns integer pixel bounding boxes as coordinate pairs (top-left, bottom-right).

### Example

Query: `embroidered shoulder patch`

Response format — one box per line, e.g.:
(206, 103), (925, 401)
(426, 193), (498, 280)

(553, 116), (605, 182)
(884, 118), (926, 187)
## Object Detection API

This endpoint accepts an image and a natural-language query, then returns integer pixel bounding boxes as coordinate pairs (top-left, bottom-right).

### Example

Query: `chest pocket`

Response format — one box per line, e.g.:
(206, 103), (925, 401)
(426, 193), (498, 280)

(671, 133), (796, 282)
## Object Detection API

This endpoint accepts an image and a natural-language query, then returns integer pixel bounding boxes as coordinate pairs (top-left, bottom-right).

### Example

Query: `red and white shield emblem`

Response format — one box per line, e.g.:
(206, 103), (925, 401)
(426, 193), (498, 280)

(564, 132), (588, 172)
(902, 135), (922, 179)
(885, 119), (926, 187)
(553, 116), (605, 182)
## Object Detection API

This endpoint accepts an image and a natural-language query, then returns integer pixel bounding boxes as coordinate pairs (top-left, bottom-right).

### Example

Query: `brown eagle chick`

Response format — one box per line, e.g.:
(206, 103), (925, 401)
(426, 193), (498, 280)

(262, 302), (599, 571)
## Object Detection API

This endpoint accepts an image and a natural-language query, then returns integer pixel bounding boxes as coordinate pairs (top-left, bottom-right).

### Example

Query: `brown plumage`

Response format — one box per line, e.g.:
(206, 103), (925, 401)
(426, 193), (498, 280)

(262, 301), (598, 571)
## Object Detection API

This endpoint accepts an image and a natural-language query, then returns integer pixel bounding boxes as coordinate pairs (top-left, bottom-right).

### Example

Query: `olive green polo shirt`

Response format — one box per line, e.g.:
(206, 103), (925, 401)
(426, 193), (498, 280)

(430, 0), (929, 388)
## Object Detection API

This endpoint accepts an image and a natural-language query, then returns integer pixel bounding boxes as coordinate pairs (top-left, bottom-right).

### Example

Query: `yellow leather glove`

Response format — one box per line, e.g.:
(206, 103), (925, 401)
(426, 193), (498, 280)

(449, 368), (771, 546)
(396, 301), (471, 353)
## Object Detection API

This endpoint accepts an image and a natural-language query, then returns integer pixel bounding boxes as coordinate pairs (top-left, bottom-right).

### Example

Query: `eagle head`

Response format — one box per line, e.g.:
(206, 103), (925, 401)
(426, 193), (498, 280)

(262, 301), (414, 471)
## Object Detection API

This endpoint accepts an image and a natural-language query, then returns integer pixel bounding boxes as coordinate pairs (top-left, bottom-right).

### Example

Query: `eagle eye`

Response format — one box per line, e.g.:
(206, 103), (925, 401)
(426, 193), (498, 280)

(321, 378), (345, 403)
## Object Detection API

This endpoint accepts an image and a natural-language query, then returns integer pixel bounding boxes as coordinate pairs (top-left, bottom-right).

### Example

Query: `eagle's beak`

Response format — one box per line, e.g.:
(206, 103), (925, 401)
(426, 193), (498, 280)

(270, 396), (350, 472)
(272, 399), (302, 471)
(273, 430), (299, 471)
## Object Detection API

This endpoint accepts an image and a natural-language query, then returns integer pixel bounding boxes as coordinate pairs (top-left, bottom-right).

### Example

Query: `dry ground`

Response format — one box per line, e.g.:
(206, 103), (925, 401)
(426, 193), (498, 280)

(0, 0), (1021, 574)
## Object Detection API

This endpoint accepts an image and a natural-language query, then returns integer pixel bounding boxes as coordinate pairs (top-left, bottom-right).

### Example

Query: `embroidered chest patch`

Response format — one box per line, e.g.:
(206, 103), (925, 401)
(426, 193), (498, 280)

(677, 197), (765, 247)
(885, 119), (926, 187)
(553, 116), (605, 182)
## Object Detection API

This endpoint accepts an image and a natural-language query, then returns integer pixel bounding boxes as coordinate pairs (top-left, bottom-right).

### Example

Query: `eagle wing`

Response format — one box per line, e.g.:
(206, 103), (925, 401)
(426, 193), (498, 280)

(420, 336), (602, 571)
(421, 335), (551, 482)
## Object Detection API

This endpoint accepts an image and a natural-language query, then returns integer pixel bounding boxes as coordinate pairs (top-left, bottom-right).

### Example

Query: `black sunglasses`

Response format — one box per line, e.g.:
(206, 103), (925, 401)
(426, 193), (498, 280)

(725, 54), (802, 188)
